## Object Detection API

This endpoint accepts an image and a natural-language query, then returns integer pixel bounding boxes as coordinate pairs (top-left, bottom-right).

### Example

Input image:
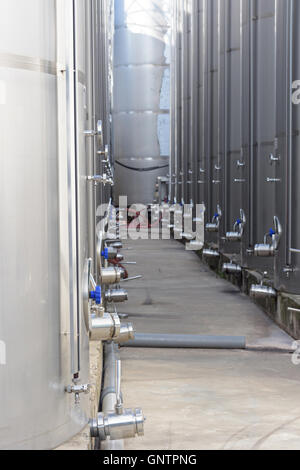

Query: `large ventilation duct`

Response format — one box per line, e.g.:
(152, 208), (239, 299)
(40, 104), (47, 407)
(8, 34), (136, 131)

(113, 0), (171, 206)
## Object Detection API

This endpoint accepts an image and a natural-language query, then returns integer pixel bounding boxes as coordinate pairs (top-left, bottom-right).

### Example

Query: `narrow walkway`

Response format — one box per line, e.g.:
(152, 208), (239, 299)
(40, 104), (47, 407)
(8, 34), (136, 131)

(120, 238), (300, 450)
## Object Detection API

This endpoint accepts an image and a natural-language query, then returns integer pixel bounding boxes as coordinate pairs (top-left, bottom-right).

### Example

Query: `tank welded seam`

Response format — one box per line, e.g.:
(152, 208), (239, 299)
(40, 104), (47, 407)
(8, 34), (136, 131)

(114, 64), (169, 69)
(115, 161), (169, 172)
(113, 110), (170, 115)
(0, 52), (57, 75)
(114, 25), (171, 32)
(0, 52), (86, 85)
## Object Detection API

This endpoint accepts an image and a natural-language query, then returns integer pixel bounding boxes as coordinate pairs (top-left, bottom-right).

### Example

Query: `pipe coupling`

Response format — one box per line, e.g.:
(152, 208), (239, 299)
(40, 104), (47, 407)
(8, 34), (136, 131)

(90, 408), (145, 441)
(226, 232), (242, 242)
(90, 313), (134, 343)
(254, 244), (275, 257)
(101, 267), (123, 285)
(105, 289), (128, 303)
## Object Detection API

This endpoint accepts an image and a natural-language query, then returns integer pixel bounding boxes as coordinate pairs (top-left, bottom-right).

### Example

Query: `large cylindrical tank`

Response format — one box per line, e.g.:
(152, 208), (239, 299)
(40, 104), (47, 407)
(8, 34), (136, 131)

(197, 0), (207, 207)
(0, 0), (92, 449)
(171, 0), (183, 205)
(218, 0), (244, 256)
(241, 0), (277, 273)
(274, 0), (300, 293)
(113, 0), (171, 206)
(180, 0), (192, 206)
(204, 0), (221, 246)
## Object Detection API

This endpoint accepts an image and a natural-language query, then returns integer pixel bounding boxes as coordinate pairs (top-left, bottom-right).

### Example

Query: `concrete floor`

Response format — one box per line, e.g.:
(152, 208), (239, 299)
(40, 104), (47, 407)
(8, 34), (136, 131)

(119, 238), (300, 450)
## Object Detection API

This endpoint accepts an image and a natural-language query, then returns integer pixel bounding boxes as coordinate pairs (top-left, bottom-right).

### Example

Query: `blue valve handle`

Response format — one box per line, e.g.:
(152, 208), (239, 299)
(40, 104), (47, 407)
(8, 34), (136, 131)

(101, 248), (109, 260)
(269, 228), (276, 237)
(90, 286), (102, 305)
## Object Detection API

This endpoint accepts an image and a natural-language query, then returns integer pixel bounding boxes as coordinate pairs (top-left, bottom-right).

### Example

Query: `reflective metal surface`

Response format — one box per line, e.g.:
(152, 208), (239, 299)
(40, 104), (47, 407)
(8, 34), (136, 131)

(113, 0), (171, 205)
(0, 0), (115, 449)
(274, 0), (300, 293)
(0, 0), (91, 449)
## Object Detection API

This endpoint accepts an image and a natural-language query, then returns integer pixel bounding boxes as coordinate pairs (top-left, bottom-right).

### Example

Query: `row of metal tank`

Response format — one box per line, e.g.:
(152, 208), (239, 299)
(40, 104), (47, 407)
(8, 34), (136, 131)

(169, 0), (300, 295)
(0, 0), (144, 449)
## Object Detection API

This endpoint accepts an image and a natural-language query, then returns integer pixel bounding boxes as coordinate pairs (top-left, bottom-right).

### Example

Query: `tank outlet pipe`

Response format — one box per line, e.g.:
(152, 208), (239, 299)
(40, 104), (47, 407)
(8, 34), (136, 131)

(250, 284), (277, 300)
(203, 249), (220, 259)
(101, 267), (123, 285)
(222, 263), (242, 275)
(226, 231), (242, 242)
(90, 313), (134, 343)
(105, 289), (128, 303)
(206, 223), (220, 233)
(121, 333), (246, 350)
(250, 271), (277, 299)
(90, 344), (145, 443)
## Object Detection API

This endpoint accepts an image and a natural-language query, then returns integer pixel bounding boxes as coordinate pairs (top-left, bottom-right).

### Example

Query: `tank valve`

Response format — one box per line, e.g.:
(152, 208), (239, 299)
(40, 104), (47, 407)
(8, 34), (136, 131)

(254, 216), (282, 257)
(222, 262), (242, 275)
(226, 210), (246, 242)
(250, 273), (277, 300)
(105, 289), (128, 303)
(206, 206), (222, 233)
(90, 361), (145, 441)
(87, 174), (114, 187)
(66, 383), (91, 405)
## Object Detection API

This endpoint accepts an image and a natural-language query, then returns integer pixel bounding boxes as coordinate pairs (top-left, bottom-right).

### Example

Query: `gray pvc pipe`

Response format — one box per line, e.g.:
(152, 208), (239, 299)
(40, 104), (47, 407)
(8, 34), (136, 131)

(122, 333), (246, 350)
(100, 343), (124, 451)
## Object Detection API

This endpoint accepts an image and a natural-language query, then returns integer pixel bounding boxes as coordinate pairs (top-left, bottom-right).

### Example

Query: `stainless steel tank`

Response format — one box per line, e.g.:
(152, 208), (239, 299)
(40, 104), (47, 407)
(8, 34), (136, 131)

(190, 0), (199, 208)
(197, 0), (207, 208)
(92, 0), (114, 264)
(204, 0), (221, 247)
(219, 0), (244, 256)
(274, 0), (300, 293)
(171, 0), (183, 205)
(180, 0), (192, 206)
(113, 0), (171, 206)
(0, 0), (94, 449)
(241, 0), (277, 275)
